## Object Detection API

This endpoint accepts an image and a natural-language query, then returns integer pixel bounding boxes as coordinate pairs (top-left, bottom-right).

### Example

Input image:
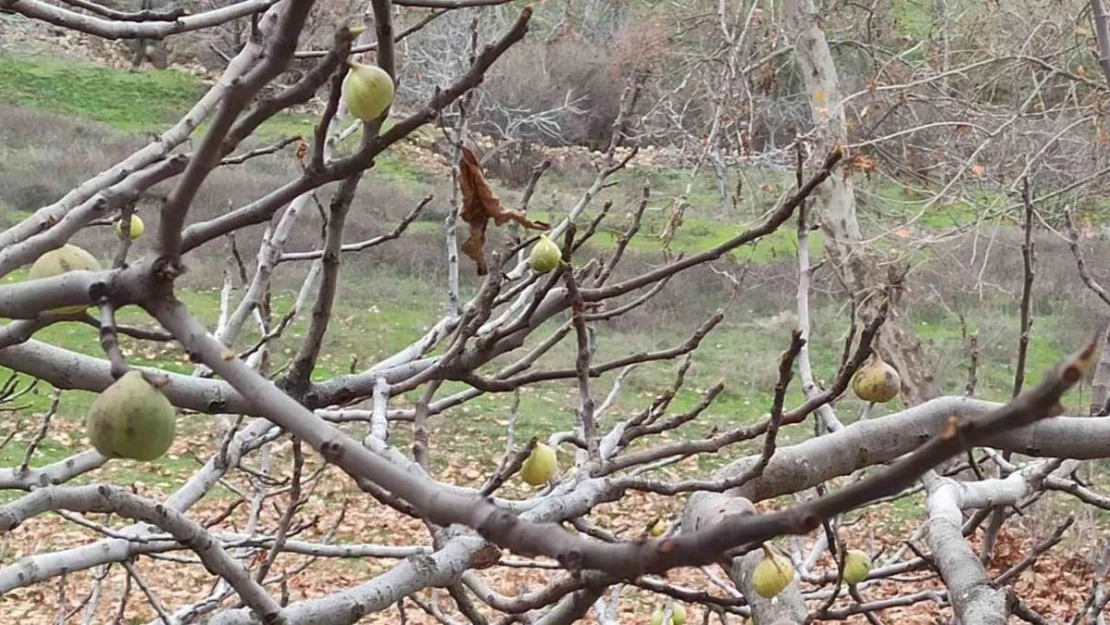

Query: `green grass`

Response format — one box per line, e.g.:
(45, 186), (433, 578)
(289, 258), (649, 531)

(0, 53), (204, 132)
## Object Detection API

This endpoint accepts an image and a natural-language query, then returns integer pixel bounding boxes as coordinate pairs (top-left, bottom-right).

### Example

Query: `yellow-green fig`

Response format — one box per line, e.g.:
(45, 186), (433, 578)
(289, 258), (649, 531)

(851, 352), (901, 403)
(649, 604), (686, 625)
(114, 215), (144, 240)
(751, 545), (795, 599)
(520, 442), (557, 486)
(529, 235), (561, 273)
(842, 549), (872, 585)
(344, 62), (394, 122)
(672, 603), (687, 625)
(649, 518), (668, 538)
(87, 370), (176, 461)
(27, 244), (102, 314)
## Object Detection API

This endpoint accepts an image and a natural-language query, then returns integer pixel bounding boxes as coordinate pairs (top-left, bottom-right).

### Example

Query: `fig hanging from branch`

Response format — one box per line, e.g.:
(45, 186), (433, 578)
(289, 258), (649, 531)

(458, 146), (548, 275)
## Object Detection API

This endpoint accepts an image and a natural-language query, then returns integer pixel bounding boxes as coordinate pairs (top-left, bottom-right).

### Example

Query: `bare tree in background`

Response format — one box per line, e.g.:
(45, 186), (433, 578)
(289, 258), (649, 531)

(2, 0), (1110, 624)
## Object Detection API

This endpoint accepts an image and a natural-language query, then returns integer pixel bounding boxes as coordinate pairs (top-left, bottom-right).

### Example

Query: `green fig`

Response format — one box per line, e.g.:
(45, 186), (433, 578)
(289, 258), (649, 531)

(87, 371), (177, 461)
(649, 604), (686, 625)
(851, 352), (901, 403)
(529, 235), (561, 273)
(520, 442), (557, 486)
(751, 545), (795, 599)
(27, 244), (102, 314)
(114, 215), (144, 240)
(672, 603), (687, 625)
(842, 549), (872, 585)
(344, 62), (394, 122)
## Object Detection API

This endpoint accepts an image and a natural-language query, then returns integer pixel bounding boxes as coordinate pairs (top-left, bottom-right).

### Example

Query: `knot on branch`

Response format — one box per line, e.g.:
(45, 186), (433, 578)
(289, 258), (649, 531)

(87, 281), (110, 304)
(0, 509), (20, 532)
(558, 547), (584, 571)
(319, 439), (345, 462)
(153, 256), (185, 283)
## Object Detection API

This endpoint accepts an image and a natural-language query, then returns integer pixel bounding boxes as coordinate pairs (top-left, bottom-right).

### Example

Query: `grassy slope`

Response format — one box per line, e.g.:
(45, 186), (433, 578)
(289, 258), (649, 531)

(0, 53), (1080, 510)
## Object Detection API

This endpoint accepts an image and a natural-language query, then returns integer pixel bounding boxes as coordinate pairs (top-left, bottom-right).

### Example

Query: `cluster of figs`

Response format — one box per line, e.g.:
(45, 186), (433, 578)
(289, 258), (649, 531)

(24, 215), (175, 462)
(751, 544), (873, 601)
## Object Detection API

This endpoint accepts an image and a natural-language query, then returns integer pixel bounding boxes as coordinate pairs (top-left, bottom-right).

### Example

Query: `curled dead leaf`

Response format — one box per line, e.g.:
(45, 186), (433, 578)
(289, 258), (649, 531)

(458, 146), (548, 275)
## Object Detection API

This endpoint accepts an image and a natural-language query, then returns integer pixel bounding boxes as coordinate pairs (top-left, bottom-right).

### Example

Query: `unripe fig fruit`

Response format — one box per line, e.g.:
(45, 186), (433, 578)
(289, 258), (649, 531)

(114, 215), (144, 240)
(851, 352), (901, 403)
(28, 244), (102, 314)
(842, 549), (872, 585)
(520, 442), (557, 486)
(87, 370), (176, 461)
(649, 604), (686, 625)
(649, 518), (668, 538)
(752, 545), (795, 598)
(529, 235), (561, 273)
(344, 62), (394, 122)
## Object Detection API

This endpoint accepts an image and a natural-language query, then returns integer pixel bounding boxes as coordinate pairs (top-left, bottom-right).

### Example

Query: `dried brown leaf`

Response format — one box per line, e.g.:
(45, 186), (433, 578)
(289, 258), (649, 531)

(458, 146), (547, 275)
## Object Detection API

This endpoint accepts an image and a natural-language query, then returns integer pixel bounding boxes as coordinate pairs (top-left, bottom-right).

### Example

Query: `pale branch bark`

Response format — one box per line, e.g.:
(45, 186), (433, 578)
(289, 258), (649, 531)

(0, 0), (276, 40)
(532, 587), (608, 625)
(281, 168), (359, 394)
(178, 8), (534, 253)
(783, 0), (935, 404)
(155, 283), (1097, 581)
(583, 149), (842, 303)
(923, 467), (1053, 625)
(1063, 207), (1110, 414)
(208, 476), (615, 625)
(609, 307), (882, 489)
(156, 0), (315, 262)
(0, 18), (263, 265)
(0, 337), (255, 415)
(56, 0), (185, 21)
(294, 8), (447, 58)
(708, 394), (1110, 506)
(217, 195), (311, 350)
(0, 418), (276, 593)
(0, 155), (186, 279)
(277, 196), (432, 262)
(0, 485), (287, 624)
(220, 135), (303, 166)
(0, 449), (106, 490)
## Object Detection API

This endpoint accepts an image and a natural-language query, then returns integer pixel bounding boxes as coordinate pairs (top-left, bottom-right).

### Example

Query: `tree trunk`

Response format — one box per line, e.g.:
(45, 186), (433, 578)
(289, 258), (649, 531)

(782, 0), (937, 405)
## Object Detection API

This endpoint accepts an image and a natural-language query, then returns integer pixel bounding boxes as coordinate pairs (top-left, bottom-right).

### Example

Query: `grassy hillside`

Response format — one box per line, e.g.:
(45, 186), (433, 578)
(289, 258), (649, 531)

(0, 52), (1094, 508)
